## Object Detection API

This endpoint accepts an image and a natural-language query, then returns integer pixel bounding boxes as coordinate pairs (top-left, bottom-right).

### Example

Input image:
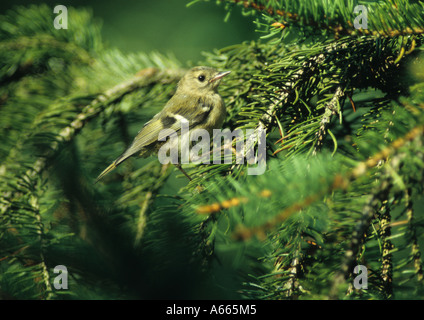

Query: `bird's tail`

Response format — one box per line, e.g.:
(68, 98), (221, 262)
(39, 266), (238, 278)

(95, 161), (117, 184)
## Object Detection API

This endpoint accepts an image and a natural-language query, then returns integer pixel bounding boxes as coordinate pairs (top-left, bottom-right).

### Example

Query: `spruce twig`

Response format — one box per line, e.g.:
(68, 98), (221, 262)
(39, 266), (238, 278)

(406, 188), (424, 283)
(312, 86), (343, 155)
(29, 193), (54, 300)
(379, 199), (393, 298)
(228, 0), (424, 38)
(329, 178), (392, 299)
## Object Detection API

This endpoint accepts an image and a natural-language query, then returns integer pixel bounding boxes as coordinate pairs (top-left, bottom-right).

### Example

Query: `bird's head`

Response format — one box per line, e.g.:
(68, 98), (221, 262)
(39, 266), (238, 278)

(177, 66), (231, 94)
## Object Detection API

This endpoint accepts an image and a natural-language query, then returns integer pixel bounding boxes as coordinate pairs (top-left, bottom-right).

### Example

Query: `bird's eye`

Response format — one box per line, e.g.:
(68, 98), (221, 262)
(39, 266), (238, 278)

(198, 75), (205, 82)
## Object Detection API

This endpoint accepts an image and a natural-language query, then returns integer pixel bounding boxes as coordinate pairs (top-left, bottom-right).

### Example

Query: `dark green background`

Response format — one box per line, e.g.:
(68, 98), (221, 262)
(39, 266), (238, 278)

(1, 0), (258, 63)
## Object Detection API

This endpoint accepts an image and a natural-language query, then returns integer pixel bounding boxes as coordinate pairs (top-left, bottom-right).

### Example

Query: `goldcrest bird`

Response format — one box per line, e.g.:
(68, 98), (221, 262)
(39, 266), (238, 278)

(96, 66), (230, 183)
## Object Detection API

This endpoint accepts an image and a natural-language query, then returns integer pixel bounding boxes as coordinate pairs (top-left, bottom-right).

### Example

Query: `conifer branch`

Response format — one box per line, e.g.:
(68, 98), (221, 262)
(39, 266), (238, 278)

(257, 51), (326, 131)
(312, 86), (343, 156)
(0, 68), (184, 215)
(231, 0), (297, 19)
(227, 0), (424, 38)
(379, 199), (393, 298)
(233, 123), (424, 241)
(131, 163), (173, 246)
(274, 244), (302, 299)
(134, 191), (152, 246)
(406, 188), (424, 283)
(30, 193), (54, 300)
(329, 178), (392, 299)
(0, 35), (92, 62)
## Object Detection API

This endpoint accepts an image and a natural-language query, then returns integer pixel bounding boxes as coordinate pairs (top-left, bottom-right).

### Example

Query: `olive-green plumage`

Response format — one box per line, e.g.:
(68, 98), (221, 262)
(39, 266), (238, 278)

(96, 66), (230, 183)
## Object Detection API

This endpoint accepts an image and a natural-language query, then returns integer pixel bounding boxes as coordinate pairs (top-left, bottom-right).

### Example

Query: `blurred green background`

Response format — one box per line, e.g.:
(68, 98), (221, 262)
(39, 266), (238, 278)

(0, 0), (258, 63)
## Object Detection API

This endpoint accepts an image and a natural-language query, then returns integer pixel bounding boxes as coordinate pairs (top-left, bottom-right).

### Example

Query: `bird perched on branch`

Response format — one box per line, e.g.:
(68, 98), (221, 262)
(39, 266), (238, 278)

(96, 66), (230, 183)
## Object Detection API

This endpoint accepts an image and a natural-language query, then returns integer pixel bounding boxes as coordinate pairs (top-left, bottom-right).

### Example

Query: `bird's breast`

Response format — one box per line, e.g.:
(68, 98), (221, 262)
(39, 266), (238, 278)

(202, 93), (226, 133)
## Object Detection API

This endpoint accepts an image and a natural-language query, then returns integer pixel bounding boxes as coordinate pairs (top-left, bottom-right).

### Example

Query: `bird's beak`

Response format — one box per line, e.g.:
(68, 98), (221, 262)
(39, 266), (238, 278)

(210, 71), (231, 83)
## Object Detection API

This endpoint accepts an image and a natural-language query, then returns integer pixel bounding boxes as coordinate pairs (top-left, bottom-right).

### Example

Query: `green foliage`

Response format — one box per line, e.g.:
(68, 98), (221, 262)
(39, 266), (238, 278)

(1, 1), (424, 300)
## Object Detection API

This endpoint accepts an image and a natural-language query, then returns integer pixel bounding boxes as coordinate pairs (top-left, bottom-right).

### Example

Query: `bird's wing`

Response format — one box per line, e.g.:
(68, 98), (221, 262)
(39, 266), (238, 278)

(115, 94), (212, 165)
